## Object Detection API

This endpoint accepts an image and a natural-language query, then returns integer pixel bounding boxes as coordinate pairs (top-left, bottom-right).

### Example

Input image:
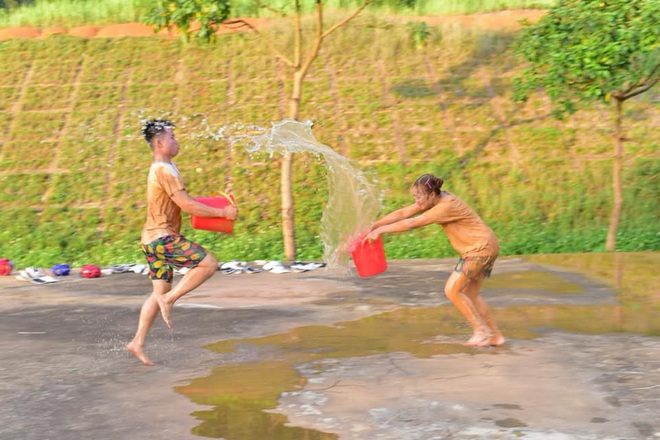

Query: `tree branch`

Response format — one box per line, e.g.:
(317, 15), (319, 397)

(223, 19), (295, 68)
(614, 63), (659, 100)
(254, 0), (288, 18)
(321, 0), (373, 39)
(294, 0), (302, 69)
(619, 77), (658, 100)
(299, 1), (324, 78)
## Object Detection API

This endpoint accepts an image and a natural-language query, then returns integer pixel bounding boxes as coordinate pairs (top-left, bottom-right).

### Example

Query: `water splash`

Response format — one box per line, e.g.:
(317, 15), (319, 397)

(193, 119), (382, 267)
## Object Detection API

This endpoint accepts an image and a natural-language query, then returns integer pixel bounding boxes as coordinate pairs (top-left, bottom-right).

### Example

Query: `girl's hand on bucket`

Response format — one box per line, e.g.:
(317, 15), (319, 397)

(362, 230), (379, 244)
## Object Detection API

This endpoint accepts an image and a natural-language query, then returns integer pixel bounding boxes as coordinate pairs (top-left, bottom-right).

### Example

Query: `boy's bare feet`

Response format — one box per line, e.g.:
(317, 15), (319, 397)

(126, 342), (155, 366)
(154, 294), (173, 329)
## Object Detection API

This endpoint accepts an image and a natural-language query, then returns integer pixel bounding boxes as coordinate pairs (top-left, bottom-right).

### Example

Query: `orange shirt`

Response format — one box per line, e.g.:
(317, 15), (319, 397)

(426, 192), (499, 257)
(141, 162), (185, 244)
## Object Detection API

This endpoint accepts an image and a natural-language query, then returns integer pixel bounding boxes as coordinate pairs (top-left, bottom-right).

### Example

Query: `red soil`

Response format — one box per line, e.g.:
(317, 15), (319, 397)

(0, 11), (544, 41)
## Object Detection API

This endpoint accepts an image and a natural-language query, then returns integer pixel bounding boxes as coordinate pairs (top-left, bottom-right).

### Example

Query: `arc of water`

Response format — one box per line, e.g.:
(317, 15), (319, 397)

(197, 118), (382, 266)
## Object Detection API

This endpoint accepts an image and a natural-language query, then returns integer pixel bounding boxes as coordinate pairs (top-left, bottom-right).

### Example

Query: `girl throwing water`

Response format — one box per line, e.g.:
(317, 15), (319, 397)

(364, 173), (505, 347)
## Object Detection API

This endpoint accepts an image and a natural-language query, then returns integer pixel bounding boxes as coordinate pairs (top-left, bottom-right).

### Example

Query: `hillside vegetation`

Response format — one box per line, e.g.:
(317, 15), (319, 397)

(0, 16), (658, 267)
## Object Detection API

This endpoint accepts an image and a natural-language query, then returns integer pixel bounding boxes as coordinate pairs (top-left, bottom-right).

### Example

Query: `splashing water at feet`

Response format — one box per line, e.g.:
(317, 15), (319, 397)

(193, 118), (382, 267)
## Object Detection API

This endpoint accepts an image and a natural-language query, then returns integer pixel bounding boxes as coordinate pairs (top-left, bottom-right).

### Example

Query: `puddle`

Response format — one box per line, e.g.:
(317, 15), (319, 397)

(495, 417), (528, 428)
(176, 252), (659, 439)
(485, 271), (583, 294)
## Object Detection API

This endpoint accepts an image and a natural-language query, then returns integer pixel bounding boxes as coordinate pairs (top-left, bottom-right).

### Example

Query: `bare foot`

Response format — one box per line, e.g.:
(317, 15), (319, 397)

(126, 342), (154, 366)
(463, 332), (491, 347)
(154, 295), (173, 329)
(488, 334), (506, 346)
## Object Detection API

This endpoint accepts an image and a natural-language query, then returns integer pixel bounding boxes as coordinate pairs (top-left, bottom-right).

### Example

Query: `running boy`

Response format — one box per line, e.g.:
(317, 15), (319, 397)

(126, 119), (237, 366)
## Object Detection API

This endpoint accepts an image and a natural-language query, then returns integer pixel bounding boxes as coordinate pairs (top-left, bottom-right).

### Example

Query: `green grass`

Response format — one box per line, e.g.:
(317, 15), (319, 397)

(0, 18), (657, 269)
(0, 0), (559, 28)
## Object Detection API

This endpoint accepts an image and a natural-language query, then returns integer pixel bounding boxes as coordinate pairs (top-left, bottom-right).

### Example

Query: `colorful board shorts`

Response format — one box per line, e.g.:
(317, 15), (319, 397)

(454, 255), (497, 281)
(142, 235), (207, 283)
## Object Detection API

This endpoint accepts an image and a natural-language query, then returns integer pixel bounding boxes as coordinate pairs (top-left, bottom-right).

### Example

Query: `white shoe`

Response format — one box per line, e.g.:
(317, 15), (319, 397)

(263, 261), (283, 271)
(221, 261), (245, 270)
(269, 265), (291, 274)
(20, 267), (46, 279)
(291, 262), (326, 272)
(131, 264), (146, 274)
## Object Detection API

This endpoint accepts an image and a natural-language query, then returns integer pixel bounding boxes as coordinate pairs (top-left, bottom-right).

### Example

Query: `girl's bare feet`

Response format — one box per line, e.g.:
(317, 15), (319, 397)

(463, 331), (491, 347)
(488, 334), (506, 346)
(126, 342), (155, 366)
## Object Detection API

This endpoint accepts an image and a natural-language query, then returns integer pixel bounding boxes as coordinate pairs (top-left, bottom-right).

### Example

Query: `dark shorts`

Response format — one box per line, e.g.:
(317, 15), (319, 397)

(454, 255), (497, 281)
(142, 235), (207, 283)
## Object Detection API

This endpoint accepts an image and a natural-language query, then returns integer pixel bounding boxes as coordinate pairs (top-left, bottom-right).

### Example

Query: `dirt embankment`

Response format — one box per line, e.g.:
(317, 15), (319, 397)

(0, 10), (545, 41)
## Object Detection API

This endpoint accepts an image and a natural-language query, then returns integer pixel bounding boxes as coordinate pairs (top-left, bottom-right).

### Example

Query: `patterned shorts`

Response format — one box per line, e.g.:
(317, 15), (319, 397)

(454, 255), (497, 281)
(142, 235), (207, 283)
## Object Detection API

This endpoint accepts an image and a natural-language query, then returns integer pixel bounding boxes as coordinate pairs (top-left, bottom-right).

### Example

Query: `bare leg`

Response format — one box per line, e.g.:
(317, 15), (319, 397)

(155, 253), (218, 329)
(127, 280), (172, 366)
(444, 271), (491, 346)
(464, 277), (506, 346)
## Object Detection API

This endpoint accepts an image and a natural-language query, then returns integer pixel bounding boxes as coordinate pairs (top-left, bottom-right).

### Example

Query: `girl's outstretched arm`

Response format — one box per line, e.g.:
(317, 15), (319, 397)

(371, 203), (421, 230)
(365, 210), (435, 242)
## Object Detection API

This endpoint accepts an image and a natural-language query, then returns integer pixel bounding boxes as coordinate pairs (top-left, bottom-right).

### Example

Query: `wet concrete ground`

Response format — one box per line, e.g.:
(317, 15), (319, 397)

(0, 254), (658, 440)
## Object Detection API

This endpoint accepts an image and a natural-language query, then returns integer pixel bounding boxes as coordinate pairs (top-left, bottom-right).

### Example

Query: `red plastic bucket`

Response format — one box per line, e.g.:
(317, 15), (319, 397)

(350, 235), (387, 277)
(191, 195), (235, 234)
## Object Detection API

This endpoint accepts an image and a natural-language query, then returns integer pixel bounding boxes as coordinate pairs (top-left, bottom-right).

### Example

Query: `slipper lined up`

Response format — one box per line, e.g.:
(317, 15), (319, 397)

(219, 261), (261, 275)
(291, 261), (327, 272)
(8, 258), (327, 285)
(216, 260), (327, 275)
(17, 267), (60, 284)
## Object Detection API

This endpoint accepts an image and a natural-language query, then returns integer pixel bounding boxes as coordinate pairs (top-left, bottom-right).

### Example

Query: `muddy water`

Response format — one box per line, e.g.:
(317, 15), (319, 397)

(175, 252), (659, 439)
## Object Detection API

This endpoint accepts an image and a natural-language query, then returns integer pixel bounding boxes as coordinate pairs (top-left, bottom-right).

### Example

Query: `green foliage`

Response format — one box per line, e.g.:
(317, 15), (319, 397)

(0, 22), (657, 268)
(513, 0), (659, 116)
(142, 0), (231, 44)
(0, 1), (563, 28)
(406, 21), (432, 50)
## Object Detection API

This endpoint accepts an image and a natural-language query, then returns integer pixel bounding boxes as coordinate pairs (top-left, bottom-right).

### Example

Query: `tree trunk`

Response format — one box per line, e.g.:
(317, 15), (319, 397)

(281, 70), (304, 261)
(281, 153), (295, 260)
(606, 98), (624, 252)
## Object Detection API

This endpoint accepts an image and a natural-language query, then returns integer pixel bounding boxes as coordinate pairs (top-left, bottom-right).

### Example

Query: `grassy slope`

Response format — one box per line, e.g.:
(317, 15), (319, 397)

(0, 17), (658, 267)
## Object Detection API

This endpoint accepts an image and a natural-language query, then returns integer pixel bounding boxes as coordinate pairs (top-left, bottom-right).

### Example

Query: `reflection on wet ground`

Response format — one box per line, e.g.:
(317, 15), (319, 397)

(176, 252), (659, 439)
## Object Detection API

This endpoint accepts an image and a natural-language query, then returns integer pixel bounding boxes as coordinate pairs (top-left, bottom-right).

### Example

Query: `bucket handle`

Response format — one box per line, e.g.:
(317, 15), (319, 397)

(213, 190), (236, 206)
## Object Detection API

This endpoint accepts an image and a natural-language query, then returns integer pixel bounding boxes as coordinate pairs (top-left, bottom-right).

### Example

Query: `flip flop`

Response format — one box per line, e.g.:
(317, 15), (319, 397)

(269, 265), (291, 274)
(262, 261), (283, 271)
(174, 267), (190, 276)
(220, 261), (246, 270)
(291, 262), (326, 272)
(131, 264), (147, 274)
(29, 276), (60, 284)
(222, 267), (242, 275)
(110, 264), (135, 274)
(20, 267), (46, 279)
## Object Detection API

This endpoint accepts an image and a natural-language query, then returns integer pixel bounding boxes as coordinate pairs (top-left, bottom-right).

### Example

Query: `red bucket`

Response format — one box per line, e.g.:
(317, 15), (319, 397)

(350, 235), (387, 277)
(191, 195), (235, 234)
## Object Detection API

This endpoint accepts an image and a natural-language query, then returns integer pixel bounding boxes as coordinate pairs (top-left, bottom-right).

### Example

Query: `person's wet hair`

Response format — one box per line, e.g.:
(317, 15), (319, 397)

(141, 119), (175, 146)
(414, 173), (443, 196)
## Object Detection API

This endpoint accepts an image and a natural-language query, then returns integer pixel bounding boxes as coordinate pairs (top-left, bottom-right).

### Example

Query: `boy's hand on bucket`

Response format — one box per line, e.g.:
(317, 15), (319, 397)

(223, 205), (238, 221)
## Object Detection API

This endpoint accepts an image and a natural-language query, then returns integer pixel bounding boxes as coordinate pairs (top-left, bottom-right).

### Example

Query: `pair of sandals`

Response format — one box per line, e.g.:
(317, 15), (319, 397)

(110, 264), (149, 275)
(16, 267), (60, 284)
(219, 261), (261, 275)
(290, 261), (326, 272)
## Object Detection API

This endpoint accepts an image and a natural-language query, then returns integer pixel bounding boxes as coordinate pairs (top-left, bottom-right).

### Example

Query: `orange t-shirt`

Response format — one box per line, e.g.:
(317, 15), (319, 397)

(141, 162), (186, 244)
(426, 192), (499, 257)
